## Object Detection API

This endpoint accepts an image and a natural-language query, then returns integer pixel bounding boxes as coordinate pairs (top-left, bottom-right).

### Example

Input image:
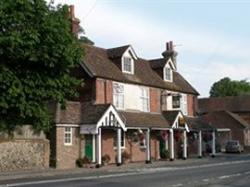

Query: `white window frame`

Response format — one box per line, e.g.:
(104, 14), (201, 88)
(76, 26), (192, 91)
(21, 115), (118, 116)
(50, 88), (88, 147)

(172, 95), (181, 109)
(140, 87), (150, 112)
(113, 130), (126, 149)
(164, 67), (173, 82)
(113, 82), (125, 110)
(122, 56), (134, 74)
(64, 127), (72, 146)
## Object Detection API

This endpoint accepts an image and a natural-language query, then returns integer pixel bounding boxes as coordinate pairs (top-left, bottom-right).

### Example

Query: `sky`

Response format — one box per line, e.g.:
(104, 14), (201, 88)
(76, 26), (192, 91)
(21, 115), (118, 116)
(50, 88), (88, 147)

(49, 0), (250, 97)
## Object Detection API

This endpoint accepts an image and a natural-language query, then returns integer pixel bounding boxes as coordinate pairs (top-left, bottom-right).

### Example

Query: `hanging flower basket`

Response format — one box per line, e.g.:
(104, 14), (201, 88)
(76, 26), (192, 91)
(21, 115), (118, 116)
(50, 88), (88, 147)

(160, 131), (168, 141)
(174, 131), (182, 141)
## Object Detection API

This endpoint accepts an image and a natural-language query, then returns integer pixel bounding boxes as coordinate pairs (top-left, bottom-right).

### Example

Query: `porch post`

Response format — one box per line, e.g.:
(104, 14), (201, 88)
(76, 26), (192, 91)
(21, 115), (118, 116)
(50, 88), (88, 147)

(96, 128), (102, 167)
(169, 129), (174, 161)
(146, 128), (151, 164)
(117, 128), (122, 166)
(183, 130), (187, 160)
(198, 131), (202, 158)
(165, 137), (169, 150)
(212, 130), (216, 157)
(92, 134), (96, 163)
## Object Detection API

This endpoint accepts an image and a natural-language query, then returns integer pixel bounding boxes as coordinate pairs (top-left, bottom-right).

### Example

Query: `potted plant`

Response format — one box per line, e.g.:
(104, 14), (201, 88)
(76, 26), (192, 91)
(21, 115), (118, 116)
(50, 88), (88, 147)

(102, 154), (111, 166)
(76, 156), (91, 168)
(122, 151), (131, 164)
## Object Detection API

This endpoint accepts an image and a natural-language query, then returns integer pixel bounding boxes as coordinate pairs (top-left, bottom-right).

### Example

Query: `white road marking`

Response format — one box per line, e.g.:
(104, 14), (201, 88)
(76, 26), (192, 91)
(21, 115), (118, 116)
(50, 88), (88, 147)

(2, 159), (250, 187)
(172, 184), (183, 187)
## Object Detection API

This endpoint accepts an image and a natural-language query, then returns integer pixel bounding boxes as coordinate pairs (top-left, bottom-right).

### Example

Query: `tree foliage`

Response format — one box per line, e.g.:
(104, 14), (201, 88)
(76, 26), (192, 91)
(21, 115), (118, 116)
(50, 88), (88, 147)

(0, 0), (83, 133)
(210, 77), (250, 97)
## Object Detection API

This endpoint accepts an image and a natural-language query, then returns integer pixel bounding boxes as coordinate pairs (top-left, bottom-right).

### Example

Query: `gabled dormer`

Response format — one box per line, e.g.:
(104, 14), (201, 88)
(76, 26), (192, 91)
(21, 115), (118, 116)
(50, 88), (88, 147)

(107, 45), (137, 75)
(163, 58), (175, 82)
(121, 46), (137, 74)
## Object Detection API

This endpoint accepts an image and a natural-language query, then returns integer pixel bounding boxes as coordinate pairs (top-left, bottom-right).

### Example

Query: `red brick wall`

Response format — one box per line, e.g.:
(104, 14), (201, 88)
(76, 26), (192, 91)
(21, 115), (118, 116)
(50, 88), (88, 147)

(150, 88), (161, 113)
(187, 94), (197, 116)
(95, 78), (113, 104)
(101, 129), (160, 164)
(55, 127), (80, 169)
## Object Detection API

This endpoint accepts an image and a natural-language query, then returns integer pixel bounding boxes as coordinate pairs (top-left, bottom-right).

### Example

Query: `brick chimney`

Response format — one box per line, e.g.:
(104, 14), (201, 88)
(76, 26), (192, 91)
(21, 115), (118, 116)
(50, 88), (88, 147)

(68, 5), (80, 37)
(162, 41), (178, 69)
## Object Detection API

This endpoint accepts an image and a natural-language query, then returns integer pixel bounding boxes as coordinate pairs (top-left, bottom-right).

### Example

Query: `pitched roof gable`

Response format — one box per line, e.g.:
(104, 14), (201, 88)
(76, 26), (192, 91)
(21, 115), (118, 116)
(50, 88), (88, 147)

(82, 44), (199, 95)
(198, 96), (250, 113)
(200, 111), (250, 129)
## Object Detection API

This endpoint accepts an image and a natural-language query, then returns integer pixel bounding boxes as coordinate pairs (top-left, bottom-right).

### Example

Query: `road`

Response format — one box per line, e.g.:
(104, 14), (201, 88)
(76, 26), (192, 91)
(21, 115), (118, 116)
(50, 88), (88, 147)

(1, 154), (250, 187)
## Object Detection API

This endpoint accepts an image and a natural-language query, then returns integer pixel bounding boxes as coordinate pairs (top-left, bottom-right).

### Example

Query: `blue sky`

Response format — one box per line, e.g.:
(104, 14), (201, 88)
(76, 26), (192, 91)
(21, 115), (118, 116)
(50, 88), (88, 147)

(52, 0), (250, 97)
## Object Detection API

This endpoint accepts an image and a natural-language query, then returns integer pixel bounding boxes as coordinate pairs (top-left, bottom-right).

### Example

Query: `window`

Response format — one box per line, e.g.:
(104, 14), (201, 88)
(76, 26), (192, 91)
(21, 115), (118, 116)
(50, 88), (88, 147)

(122, 57), (134, 74)
(64, 127), (72, 145)
(113, 83), (124, 109)
(164, 67), (172, 81)
(172, 95), (181, 109)
(113, 130), (125, 149)
(140, 87), (149, 112)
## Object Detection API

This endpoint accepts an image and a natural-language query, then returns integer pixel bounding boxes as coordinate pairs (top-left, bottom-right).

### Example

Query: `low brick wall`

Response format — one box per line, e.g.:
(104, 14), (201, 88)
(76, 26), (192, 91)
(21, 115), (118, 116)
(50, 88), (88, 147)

(0, 139), (50, 171)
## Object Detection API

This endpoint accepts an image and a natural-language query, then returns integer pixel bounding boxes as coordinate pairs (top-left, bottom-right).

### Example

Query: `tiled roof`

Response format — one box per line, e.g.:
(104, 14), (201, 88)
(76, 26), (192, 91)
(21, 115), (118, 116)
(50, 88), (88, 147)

(54, 102), (110, 124)
(107, 45), (130, 59)
(119, 111), (171, 128)
(149, 58), (166, 69)
(185, 116), (214, 131)
(200, 111), (250, 129)
(162, 110), (179, 125)
(198, 96), (250, 113)
(82, 44), (199, 95)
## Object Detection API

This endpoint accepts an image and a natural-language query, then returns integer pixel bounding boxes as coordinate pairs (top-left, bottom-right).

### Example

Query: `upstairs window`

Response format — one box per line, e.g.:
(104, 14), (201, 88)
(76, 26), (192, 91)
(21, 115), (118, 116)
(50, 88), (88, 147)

(164, 67), (172, 81)
(172, 95), (181, 109)
(140, 87), (149, 112)
(113, 82), (124, 109)
(122, 57), (134, 74)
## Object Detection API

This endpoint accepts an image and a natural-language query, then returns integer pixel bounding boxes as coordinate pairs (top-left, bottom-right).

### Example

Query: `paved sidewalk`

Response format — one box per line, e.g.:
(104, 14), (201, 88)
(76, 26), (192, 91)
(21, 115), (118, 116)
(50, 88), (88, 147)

(0, 156), (217, 182)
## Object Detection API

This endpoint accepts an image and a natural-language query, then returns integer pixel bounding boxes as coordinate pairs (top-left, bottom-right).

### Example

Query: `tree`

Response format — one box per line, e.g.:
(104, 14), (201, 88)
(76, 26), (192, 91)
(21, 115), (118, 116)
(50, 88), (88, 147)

(0, 0), (83, 133)
(210, 77), (250, 97)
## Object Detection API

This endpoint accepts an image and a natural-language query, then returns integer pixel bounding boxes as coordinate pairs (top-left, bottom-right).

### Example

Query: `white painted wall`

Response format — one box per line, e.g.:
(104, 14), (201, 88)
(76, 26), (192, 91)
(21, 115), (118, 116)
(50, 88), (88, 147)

(166, 92), (188, 115)
(113, 82), (149, 112)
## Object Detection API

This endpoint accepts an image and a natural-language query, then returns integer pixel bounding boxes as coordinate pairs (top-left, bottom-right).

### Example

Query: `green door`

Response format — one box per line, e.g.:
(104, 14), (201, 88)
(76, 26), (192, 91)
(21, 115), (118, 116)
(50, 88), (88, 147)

(85, 135), (93, 160)
(159, 139), (165, 158)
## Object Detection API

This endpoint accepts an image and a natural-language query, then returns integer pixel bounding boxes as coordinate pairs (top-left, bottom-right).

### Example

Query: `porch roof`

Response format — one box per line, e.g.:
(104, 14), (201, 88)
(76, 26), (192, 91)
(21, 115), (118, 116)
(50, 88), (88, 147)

(185, 116), (214, 131)
(118, 111), (171, 129)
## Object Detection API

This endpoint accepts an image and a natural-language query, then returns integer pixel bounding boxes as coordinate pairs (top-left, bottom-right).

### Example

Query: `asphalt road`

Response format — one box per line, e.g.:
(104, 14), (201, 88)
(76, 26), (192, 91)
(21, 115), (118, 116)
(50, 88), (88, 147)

(2, 154), (250, 187)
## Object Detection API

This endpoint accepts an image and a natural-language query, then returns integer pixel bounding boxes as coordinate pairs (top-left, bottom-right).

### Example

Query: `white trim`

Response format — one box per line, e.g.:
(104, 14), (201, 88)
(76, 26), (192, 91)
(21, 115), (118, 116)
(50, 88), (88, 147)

(217, 128), (231, 132)
(97, 105), (127, 132)
(122, 56), (134, 74)
(113, 130), (126, 149)
(64, 127), (73, 146)
(56, 124), (79, 127)
(163, 59), (174, 82)
(171, 112), (189, 132)
(140, 86), (150, 112)
(125, 45), (138, 60)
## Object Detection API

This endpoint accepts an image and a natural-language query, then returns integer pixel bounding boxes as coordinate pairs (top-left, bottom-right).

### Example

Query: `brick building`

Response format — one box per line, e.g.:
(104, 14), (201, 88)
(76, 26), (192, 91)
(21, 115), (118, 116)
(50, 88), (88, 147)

(198, 96), (250, 150)
(50, 6), (215, 169)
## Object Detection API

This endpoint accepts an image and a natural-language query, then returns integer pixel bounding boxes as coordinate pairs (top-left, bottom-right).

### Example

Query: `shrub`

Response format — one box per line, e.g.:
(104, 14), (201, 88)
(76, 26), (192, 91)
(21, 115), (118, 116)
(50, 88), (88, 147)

(161, 150), (169, 159)
(102, 154), (111, 165)
(76, 156), (91, 168)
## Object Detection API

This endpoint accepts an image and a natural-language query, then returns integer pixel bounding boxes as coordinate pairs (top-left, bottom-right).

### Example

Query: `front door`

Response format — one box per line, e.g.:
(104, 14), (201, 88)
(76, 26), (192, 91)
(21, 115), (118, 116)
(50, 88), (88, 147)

(85, 135), (93, 160)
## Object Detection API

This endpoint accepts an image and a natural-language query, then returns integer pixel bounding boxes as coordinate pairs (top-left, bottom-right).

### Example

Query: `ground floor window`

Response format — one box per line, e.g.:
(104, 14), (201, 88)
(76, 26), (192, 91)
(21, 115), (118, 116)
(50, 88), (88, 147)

(64, 127), (72, 146)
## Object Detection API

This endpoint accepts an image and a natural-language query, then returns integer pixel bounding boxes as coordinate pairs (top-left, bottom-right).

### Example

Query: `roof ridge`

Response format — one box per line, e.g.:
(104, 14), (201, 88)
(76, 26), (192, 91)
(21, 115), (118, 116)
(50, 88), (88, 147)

(225, 111), (250, 128)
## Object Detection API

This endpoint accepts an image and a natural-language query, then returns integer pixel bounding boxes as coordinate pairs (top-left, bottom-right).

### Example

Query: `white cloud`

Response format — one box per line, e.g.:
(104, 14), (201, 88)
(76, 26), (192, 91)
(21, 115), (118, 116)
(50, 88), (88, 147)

(51, 0), (250, 97)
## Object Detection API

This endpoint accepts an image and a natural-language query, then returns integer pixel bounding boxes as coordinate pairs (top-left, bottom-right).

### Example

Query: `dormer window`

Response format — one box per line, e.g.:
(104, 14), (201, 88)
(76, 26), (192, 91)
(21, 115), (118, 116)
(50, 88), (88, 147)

(163, 59), (174, 82)
(122, 56), (134, 74)
(164, 67), (172, 82)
